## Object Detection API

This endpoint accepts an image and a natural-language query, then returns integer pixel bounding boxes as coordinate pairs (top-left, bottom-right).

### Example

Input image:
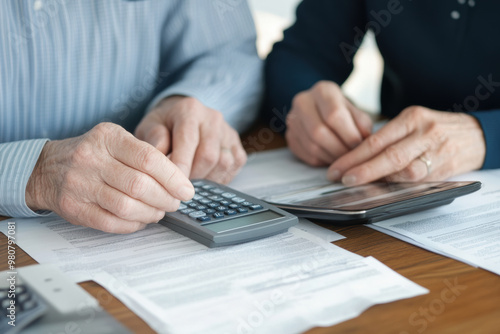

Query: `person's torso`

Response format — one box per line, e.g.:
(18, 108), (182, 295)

(0, 0), (180, 142)
(364, 0), (500, 116)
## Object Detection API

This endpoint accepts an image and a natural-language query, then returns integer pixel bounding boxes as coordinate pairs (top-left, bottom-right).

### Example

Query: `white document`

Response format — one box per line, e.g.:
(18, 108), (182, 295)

(371, 169), (500, 276)
(0, 217), (427, 334)
(230, 148), (331, 199)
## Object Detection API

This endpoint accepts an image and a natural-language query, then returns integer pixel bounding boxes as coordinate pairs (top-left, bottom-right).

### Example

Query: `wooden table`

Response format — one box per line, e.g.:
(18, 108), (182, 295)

(1, 128), (499, 333)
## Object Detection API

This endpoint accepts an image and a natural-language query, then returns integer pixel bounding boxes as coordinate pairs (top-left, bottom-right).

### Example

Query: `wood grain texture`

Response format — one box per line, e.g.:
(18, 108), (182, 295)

(1, 131), (499, 333)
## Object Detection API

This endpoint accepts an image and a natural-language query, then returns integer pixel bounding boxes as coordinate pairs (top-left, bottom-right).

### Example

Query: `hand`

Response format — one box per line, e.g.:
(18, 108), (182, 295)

(327, 106), (486, 185)
(25, 123), (194, 234)
(285, 81), (373, 166)
(135, 96), (247, 184)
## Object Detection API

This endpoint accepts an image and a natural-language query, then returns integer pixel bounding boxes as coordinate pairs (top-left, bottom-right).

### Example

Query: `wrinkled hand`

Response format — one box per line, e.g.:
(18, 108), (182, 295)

(285, 81), (373, 166)
(25, 123), (194, 233)
(135, 96), (247, 184)
(327, 106), (486, 185)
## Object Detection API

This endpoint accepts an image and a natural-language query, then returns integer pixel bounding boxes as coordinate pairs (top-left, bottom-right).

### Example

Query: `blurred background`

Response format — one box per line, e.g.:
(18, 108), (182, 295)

(248, 0), (383, 115)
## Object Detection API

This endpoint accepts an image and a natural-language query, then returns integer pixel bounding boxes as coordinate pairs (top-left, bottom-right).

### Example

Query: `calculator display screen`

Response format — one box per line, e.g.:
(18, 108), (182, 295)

(205, 211), (283, 233)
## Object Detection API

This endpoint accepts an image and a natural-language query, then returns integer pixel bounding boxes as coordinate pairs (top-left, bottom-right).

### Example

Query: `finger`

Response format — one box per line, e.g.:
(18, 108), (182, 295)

(63, 200), (147, 234)
(231, 140), (248, 176)
(96, 185), (168, 223)
(135, 113), (169, 150)
(144, 124), (170, 155)
(105, 128), (194, 201)
(190, 127), (221, 179)
(297, 102), (350, 159)
(328, 115), (414, 180)
(169, 119), (200, 177)
(339, 130), (439, 186)
(206, 129), (247, 184)
(345, 99), (373, 138)
(385, 157), (429, 183)
(312, 83), (364, 149)
(285, 130), (331, 167)
(290, 92), (349, 159)
(100, 160), (180, 212)
(205, 147), (236, 184)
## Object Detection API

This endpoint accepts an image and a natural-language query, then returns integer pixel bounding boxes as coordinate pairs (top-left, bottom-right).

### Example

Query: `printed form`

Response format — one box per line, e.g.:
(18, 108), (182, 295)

(371, 169), (500, 276)
(1, 218), (426, 333)
(0, 147), (433, 333)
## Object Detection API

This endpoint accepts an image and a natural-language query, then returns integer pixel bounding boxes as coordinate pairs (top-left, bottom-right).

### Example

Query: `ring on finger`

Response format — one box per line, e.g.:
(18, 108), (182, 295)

(418, 155), (432, 175)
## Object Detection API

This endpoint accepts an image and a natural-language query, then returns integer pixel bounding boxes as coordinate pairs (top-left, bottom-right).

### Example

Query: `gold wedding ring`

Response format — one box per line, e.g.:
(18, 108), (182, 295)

(418, 155), (432, 175)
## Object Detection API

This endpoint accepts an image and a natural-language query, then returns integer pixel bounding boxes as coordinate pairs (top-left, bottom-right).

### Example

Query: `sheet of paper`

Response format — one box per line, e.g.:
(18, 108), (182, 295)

(230, 148), (331, 199)
(371, 169), (500, 275)
(1, 217), (426, 334)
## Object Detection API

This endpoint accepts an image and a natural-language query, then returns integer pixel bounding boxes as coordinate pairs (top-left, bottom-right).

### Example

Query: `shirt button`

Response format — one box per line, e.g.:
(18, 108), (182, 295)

(34, 0), (43, 11)
(451, 10), (460, 19)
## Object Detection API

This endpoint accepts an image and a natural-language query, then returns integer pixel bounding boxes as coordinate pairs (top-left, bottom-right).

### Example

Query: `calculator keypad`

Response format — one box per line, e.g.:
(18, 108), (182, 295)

(180, 181), (264, 224)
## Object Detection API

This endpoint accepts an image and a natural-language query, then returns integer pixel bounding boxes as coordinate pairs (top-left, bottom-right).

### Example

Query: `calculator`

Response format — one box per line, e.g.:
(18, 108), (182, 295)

(0, 283), (47, 334)
(160, 180), (298, 247)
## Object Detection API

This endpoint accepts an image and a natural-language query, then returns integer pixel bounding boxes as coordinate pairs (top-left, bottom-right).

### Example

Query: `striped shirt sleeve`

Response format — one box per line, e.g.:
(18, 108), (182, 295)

(146, 1), (263, 134)
(0, 140), (52, 217)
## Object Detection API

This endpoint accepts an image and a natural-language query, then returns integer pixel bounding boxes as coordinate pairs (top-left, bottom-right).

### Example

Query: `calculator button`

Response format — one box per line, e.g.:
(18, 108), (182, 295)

(242, 201), (253, 207)
(249, 204), (263, 210)
(182, 200), (193, 205)
(18, 292), (30, 303)
(189, 211), (206, 218)
(204, 208), (216, 214)
(199, 191), (211, 197)
(225, 209), (237, 216)
(195, 205), (206, 211)
(199, 199), (212, 205)
(23, 299), (37, 311)
(208, 195), (224, 201)
(229, 203), (240, 209)
(237, 208), (248, 213)
(232, 197), (245, 203)
(213, 212), (225, 219)
(197, 216), (211, 222)
(202, 184), (215, 190)
(178, 203), (187, 210)
(193, 194), (203, 201)
(210, 188), (225, 194)
(222, 192), (236, 198)
(188, 203), (198, 208)
(180, 208), (195, 215)
(207, 202), (219, 208)
(216, 206), (228, 211)
(219, 200), (231, 206)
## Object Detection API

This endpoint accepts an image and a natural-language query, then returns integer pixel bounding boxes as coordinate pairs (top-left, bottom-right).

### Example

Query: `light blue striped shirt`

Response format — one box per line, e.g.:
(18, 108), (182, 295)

(0, 0), (263, 218)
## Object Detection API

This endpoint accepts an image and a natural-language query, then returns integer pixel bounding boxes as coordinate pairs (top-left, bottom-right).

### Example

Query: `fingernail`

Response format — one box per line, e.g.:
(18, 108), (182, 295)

(342, 175), (357, 186)
(328, 169), (341, 181)
(177, 185), (194, 200)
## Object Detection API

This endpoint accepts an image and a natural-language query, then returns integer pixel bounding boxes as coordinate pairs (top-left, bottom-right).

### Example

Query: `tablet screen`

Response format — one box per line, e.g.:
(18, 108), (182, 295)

(266, 181), (479, 212)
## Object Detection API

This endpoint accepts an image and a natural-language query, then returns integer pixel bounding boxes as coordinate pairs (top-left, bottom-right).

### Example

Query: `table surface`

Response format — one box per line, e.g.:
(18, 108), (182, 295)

(1, 128), (499, 334)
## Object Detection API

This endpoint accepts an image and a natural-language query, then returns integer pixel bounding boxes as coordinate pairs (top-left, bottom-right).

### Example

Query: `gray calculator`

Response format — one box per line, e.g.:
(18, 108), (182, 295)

(160, 180), (298, 247)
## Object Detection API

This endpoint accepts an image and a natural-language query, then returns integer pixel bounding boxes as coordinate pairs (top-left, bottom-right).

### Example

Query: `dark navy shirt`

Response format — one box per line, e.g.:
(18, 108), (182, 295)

(265, 0), (500, 169)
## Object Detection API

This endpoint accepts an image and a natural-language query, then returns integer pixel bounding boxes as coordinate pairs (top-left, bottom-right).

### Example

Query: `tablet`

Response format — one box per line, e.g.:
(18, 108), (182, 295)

(265, 181), (481, 225)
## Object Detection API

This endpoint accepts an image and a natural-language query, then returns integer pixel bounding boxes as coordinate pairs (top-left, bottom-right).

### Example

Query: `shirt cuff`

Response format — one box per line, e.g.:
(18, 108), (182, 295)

(0, 139), (53, 217)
